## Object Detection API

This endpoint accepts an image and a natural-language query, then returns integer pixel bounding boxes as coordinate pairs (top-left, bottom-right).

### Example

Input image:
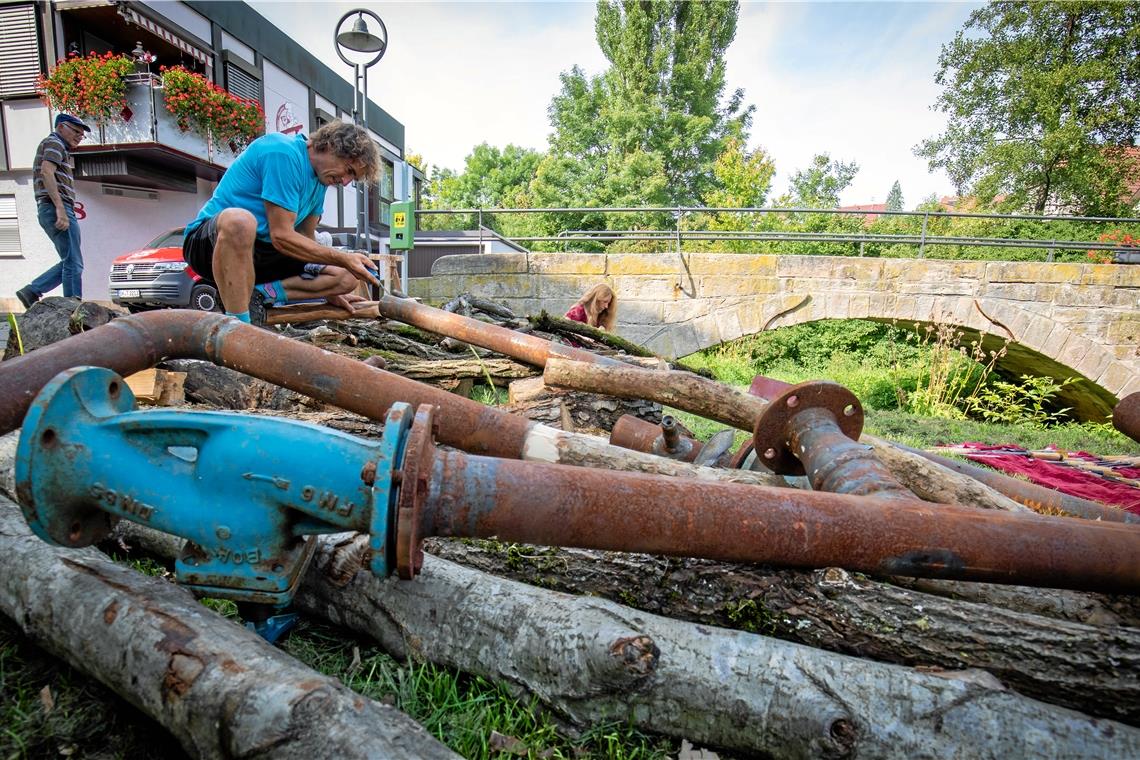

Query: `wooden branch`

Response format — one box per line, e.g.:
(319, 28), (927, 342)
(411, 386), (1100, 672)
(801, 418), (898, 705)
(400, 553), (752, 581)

(424, 539), (1140, 725)
(383, 357), (537, 384)
(265, 301), (380, 325)
(0, 496), (458, 760)
(529, 311), (657, 358)
(545, 356), (765, 431)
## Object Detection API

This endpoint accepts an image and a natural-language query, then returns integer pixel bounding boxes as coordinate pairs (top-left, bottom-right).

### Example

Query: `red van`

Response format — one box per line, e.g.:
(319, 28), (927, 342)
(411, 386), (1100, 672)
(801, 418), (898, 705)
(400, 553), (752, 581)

(108, 228), (221, 312)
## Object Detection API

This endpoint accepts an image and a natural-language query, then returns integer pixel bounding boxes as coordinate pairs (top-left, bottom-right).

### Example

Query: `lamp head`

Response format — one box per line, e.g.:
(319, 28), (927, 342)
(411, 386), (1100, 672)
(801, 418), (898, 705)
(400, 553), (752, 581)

(337, 14), (386, 54)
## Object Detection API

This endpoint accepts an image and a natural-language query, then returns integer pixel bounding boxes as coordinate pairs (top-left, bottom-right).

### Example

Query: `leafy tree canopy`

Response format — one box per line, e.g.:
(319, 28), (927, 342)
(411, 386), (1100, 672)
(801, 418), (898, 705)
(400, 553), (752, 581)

(886, 180), (904, 212)
(536, 0), (754, 212)
(917, 2), (1140, 216)
(780, 153), (859, 208)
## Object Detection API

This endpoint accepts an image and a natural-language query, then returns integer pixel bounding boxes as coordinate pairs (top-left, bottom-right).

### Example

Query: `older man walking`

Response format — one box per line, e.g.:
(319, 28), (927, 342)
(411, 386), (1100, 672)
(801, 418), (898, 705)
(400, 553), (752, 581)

(16, 113), (89, 308)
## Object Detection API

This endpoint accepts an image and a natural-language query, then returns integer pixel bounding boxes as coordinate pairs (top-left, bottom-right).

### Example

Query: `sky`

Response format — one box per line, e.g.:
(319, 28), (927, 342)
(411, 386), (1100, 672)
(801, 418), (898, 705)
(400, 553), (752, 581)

(247, 1), (983, 208)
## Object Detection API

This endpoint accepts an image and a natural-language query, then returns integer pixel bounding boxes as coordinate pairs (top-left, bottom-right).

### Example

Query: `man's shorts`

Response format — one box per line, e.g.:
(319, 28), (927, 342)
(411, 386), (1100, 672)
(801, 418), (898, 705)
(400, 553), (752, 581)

(183, 214), (308, 284)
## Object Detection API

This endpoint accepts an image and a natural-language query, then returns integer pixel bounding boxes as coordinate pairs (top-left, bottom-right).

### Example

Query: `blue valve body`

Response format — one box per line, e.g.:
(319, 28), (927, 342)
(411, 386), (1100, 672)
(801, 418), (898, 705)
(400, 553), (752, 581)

(15, 366), (410, 605)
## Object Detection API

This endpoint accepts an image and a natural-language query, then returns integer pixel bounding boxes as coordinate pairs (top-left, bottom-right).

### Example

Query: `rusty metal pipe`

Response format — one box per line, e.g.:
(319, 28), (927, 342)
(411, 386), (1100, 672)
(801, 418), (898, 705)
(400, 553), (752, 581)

(590, 363), (1138, 523)
(609, 414), (701, 462)
(376, 295), (625, 370)
(398, 407), (1140, 593)
(0, 311), (535, 458)
(752, 380), (915, 502)
(1114, 392), (1140, 445)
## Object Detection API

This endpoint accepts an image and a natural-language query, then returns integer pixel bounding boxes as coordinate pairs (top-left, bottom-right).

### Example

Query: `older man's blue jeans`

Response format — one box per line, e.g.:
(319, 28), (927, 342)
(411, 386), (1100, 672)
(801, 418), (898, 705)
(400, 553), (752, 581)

(29, 201), (83, 298)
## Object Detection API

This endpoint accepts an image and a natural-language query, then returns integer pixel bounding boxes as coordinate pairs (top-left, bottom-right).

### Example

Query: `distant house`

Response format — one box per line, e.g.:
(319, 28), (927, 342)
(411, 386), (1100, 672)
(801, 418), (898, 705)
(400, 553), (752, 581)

(837, 202), (887, 224)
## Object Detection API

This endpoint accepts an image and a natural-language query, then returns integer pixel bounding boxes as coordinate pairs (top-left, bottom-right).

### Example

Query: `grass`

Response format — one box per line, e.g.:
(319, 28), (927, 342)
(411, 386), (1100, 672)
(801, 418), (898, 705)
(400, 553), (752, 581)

(281, 620), (674, 760)
(0, 617), (181, 760)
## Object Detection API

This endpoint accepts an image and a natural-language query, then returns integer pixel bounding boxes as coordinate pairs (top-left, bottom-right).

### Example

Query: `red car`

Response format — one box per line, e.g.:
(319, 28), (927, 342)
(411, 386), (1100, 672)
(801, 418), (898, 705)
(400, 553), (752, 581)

(108, 228), (221, 313)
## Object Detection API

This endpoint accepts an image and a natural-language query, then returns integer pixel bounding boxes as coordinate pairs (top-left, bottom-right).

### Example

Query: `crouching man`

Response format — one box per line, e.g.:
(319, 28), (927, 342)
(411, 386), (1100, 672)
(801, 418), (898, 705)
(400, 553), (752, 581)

(183, 121), (381, 324)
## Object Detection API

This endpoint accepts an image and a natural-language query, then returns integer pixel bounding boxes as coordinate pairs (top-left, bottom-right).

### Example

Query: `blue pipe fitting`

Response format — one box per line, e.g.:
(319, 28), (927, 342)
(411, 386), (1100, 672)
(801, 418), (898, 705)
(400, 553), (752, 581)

(16, 366), (413, 605)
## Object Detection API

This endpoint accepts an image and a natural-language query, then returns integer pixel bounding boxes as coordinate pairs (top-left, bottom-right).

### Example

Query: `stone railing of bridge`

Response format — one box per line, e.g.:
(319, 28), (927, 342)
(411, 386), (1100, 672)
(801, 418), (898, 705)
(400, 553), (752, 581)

(409, 252), (1140, 420)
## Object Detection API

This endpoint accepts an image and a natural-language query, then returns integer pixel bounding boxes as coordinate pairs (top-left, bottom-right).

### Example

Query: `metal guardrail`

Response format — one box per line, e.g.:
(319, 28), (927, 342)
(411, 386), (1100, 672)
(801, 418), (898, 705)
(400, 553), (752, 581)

(417, 206), (1140, 259)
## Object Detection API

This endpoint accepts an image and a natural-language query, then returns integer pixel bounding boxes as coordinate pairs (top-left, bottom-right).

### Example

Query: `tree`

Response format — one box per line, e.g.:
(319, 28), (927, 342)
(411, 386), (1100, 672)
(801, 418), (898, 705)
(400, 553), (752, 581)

(423, 143), (543, 235)
(782, 153), (859, 208)
(886, 180), (904, 212)
(917, 2), (1140, 216)
(431, 143), (542, 210)
(535, 1), (754, 212)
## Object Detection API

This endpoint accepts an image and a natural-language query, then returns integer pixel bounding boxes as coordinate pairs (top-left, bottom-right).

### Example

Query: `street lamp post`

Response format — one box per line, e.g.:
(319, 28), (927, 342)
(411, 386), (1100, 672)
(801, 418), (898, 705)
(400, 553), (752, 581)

(334, 10), (387, 281)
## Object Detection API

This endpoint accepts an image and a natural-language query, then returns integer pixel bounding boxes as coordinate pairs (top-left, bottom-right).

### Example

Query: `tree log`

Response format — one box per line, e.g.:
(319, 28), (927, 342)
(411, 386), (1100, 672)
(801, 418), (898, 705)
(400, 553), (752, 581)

(423, 538), (1140, 725)
(0, 496), (459, 760)
(529, 311), (658, 358)
(384, 356), (537, 384)
(264, 301), (380, 325)
(295, 537), (1140, 758)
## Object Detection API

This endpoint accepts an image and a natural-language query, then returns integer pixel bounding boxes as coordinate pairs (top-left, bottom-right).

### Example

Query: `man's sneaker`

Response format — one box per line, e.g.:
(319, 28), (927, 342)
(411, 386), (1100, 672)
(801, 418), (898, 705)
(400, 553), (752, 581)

(248, 291), (267, 327)
(15, 287), (39, 309)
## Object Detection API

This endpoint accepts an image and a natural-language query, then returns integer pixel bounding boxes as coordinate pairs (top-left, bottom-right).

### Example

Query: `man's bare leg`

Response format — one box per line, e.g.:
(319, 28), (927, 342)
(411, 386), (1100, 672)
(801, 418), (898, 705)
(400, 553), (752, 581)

(211, 208), (259, 314)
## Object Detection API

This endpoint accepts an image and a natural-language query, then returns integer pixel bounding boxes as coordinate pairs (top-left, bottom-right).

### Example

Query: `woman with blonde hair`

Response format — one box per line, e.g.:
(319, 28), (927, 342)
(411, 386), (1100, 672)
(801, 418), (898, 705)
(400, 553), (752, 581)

(564, 283), (617, 330)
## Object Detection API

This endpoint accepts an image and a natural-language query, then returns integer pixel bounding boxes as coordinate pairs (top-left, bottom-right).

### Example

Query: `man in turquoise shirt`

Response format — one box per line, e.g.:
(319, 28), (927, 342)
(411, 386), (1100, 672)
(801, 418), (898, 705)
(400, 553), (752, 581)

(183, 121), (381, 324)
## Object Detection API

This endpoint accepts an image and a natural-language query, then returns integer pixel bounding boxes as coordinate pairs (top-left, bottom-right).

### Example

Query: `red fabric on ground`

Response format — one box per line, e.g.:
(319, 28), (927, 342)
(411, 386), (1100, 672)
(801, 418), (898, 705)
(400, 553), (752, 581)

(959, 444), (1140, 514)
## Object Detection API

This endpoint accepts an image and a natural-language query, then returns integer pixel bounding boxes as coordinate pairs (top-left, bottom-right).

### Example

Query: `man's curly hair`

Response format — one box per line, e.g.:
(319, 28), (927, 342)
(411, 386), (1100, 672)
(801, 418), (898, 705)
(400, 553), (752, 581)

(309, 121), (381, 182)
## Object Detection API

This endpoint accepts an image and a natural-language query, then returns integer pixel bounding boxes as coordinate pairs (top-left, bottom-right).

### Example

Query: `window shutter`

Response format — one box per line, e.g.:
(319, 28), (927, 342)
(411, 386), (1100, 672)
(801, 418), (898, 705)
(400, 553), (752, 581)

(0, 4), (41, 98)
(225, 61), (260, 103)
(0, 195), (23, 256)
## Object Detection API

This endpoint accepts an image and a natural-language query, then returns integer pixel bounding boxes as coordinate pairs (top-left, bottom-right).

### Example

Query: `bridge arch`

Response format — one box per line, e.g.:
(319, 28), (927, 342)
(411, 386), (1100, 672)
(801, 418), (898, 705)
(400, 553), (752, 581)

(413, 251), (1140, 420)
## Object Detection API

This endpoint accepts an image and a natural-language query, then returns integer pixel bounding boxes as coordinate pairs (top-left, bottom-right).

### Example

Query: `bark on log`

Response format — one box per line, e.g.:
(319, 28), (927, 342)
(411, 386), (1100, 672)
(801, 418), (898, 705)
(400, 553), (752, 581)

(162, 359), (328, 413)
(384, 356), (537, 384)
(295, 538), (1140, 759)
(529, 311), (658, 358)
(0, 497), (459, 760)
(264, 301), (380, 325)
(5, 297), (88, 359)
(863, 435), (1031, 512)
(423, 539), (1140, 725)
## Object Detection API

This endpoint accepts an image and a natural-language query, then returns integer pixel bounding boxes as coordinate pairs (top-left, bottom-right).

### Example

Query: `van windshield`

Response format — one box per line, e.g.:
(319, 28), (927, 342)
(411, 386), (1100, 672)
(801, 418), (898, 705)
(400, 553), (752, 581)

(146, 229), (186, 249)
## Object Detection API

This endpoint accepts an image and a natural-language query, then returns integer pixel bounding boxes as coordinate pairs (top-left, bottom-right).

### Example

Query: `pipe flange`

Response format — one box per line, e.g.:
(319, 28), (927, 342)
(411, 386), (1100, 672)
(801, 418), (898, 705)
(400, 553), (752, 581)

(394, 403), (438, 579)
(752, 380), (864, 475)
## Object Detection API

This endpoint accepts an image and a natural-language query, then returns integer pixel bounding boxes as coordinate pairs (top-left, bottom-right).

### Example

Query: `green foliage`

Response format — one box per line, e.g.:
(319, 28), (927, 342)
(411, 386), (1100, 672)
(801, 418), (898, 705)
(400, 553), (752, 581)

(966, 374), (1074, 427)
(917, 2), (1140, 215)
(534, 0), (754, 221)
(283, 621), (674, 759)
(885, 181), (904, 212)
(0, 617), (178, 760)
(779, 153), (859, 209)
(865, 409), (1136, 454)
(683, 319), (1087, 429)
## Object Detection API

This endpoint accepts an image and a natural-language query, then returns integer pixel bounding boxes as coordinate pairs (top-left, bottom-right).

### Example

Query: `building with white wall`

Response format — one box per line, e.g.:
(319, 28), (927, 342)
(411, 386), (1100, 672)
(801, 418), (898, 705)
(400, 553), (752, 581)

(0, 0), (420, 304)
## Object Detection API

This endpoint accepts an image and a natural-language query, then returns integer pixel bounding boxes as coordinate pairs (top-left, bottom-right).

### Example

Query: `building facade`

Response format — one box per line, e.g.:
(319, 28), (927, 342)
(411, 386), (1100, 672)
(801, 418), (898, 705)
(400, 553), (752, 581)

(0, 0), (419, 303)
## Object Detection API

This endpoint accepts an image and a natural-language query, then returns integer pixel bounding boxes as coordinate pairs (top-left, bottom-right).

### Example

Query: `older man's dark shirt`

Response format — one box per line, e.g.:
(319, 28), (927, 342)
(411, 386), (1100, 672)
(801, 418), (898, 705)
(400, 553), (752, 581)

(32, 131), (75, 207)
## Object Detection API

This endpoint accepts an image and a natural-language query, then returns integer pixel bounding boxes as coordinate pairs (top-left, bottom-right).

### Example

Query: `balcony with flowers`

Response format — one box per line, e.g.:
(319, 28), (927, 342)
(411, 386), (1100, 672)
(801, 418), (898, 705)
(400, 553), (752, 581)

(37, 50), (264, 191)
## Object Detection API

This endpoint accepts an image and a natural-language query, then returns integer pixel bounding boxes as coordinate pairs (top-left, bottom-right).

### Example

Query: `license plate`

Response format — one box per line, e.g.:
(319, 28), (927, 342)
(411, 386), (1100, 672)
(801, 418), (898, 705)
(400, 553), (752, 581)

(118, 289), (141, 298)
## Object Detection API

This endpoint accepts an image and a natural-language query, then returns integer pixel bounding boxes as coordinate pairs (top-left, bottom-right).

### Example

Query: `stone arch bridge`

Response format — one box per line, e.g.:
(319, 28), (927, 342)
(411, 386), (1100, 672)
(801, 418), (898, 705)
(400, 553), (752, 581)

(410, 252), (1140, 420)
